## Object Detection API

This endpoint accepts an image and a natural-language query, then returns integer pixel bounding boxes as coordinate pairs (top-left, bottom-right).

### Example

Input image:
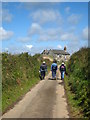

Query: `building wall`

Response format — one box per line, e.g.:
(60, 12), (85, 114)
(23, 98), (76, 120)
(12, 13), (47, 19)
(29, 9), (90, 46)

(42, 50), (70, 62)
(53, 54), (70, 62)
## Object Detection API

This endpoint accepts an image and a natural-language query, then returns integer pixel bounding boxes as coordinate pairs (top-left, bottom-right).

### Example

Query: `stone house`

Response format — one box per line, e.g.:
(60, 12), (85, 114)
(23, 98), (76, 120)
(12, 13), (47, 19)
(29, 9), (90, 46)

(42, 49), (70, 62)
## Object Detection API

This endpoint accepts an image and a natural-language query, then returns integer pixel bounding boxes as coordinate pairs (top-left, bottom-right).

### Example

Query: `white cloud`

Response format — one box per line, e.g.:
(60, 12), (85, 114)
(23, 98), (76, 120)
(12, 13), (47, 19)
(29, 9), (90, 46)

(60, 33), (77, 41)
(82, 26), (88, 40)
(18, 23), (42, 42)
(0, 27), (14, 40)
(60, 33), (70, 41)
(31, 9), (63, 25)
(18, 22), (79, 43)
(0, 8), (2, 26)
(5, 48), (9, 51)
(67, 38), (82, 54)
(6, 45), (55, 55)
(66, 27), (88, 54)
(38, 33), (59, 41)
(28, 23), (63, 41)
(65, 7), (70, 14)
(25, 44), (33, 49)
(46, 28), (62, 36)
(57, 45), (62, 49)
(18, 37), (31, 42)
(67, 14), (81, 25)
(28, 23), (42, 35)
(2, 9), (13, 22)
(27, 23), (79, 42)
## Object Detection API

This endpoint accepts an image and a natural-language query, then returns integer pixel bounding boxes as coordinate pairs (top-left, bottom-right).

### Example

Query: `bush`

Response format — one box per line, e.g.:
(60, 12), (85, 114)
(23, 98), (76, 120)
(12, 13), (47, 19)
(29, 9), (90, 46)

(2, 53), (40, 90)
(66, 48), (90, 117)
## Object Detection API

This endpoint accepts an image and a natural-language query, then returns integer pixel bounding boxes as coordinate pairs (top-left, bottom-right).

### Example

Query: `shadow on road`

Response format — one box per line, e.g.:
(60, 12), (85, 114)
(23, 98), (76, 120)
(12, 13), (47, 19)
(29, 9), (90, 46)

(58, 81), (64, 86)
(48, 78), (56, 80)
(48, 77), (61, 80)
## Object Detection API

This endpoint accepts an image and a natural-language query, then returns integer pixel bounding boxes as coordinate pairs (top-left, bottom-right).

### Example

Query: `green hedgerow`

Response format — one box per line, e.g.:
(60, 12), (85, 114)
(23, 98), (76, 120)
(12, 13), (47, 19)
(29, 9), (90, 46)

(66, 47), (90, 118)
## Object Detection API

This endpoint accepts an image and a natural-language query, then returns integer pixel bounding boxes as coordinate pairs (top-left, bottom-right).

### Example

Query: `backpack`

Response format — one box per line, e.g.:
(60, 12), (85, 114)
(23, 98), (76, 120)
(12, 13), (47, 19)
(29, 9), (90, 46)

(41, 64), (46, 71)
(42, 66), (45, 70)
(52, 65), (57, 70)
(61, 65), (65, 71)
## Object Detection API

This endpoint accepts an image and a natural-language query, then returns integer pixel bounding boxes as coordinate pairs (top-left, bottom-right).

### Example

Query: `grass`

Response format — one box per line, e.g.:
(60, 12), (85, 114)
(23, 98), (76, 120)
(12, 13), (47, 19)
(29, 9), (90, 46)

(2, 77), (39, 113)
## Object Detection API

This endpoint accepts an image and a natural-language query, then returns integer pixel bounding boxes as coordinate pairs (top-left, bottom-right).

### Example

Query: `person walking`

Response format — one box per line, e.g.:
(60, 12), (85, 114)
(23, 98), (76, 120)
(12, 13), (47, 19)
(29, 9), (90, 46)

(39, 61), (47, 80)
(60, 62), (66, 80)
(51, 59), (57, 80)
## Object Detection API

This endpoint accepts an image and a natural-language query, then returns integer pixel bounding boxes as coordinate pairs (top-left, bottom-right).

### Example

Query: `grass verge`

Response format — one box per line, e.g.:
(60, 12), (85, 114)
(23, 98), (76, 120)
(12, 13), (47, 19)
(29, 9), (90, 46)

(2, 77), (39, 113)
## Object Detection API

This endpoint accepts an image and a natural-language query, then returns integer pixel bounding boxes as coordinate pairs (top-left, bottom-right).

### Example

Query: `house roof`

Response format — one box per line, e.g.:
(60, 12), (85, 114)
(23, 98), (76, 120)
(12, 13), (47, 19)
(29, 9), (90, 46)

(51, 49), (70, 55)
(42, 49), (70, 55)
(42, 50), (49, 54)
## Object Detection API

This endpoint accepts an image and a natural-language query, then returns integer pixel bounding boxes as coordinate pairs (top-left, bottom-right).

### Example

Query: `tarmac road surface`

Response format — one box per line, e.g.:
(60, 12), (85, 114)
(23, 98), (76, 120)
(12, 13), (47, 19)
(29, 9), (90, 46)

(2, 70), (69, 118)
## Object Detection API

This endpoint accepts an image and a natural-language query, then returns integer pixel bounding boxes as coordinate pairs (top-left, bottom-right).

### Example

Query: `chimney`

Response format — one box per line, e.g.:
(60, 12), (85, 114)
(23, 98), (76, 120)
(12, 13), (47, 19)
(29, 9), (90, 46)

(64, 46), (66, 52)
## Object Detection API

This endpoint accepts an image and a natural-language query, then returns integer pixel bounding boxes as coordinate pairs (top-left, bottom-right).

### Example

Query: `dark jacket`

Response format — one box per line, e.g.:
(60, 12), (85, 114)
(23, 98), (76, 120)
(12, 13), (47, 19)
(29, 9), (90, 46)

(40, 64), (47, 72)
(60, 64), (66, 72)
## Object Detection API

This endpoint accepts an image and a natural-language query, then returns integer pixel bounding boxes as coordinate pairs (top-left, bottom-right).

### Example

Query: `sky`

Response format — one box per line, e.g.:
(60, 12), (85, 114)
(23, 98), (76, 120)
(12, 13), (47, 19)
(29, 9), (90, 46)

(0, 1), (88, 55)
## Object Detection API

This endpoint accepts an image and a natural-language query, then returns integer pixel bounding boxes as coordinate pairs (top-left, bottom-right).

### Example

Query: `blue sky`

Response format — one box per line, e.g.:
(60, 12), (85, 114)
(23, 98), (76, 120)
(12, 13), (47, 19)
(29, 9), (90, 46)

(0, 2), (88, 55)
